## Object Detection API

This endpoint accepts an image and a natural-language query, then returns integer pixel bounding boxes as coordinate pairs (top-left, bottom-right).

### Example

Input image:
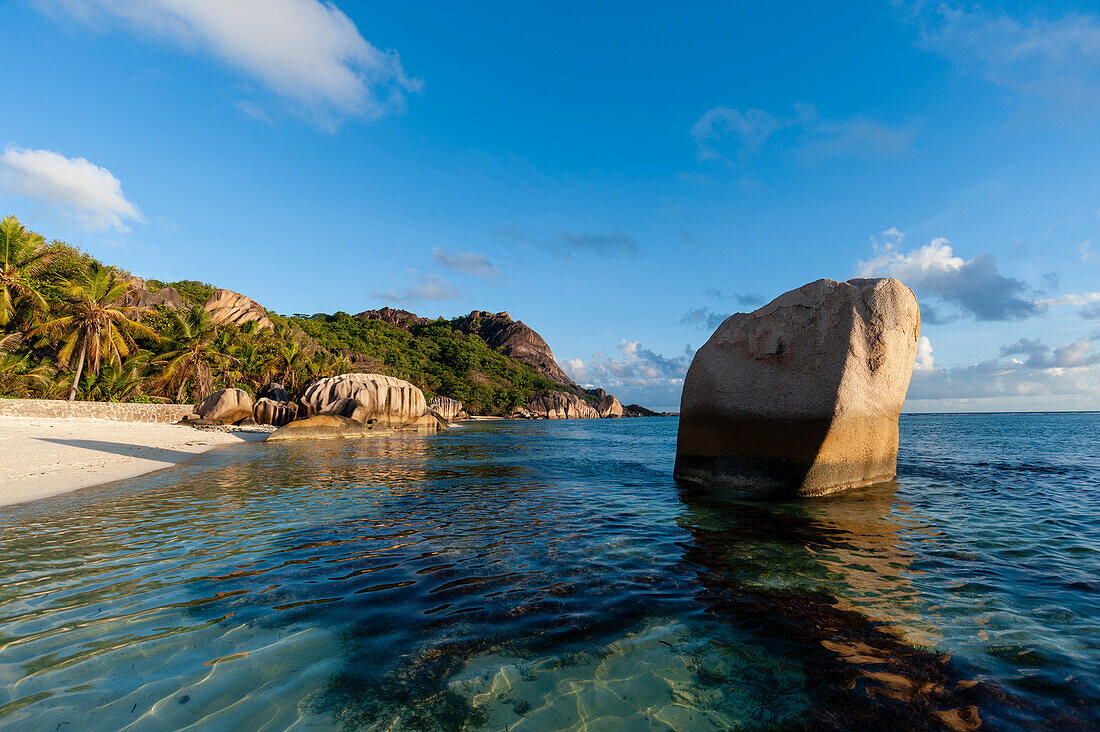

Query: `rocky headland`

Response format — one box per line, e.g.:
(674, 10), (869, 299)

(353, 305), (631, 419)
(0, 217), (650, 423)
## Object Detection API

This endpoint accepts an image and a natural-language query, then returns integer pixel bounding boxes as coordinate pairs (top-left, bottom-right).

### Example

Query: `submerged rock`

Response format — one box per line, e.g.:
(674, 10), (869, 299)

(402, 411), (450, 432)
(674, 277), (920, 498)
(300, 373), (429, 427)
(266, 415), (393, 442)
(194, 388), (254, 425)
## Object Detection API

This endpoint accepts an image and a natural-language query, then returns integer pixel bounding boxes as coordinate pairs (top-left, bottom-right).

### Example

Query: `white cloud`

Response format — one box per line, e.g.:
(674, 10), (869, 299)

(914, 4), (1100, 112)
(860, 234), (963, 281)
(0, 146), (142, 231)
(372, 271), (461, 303)
(40, 0), (421, 129)
(432, 248), (499, 277)
(562, 340), (697, 412)
(909, 336), (1100, 403)
(857, 228), (1041, 321)
(1042, 292), (1100, 307)
(565, 339), (692, 390)
(914, 336), (935, 372)
(562, 357), (588, 383)
(691, 103), (916, 165)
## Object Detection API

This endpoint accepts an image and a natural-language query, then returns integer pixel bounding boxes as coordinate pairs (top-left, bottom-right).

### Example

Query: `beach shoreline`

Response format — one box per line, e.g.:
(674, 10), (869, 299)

(0, 416), (269, 507)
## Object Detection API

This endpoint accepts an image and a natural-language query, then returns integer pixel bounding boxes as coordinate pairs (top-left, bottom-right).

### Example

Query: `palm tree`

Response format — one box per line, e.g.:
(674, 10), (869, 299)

(307, 350), (351, 382)
(154, 306), (232, 403)
(270, 340), (306, 392)
(0, 216), (56, 329)
(78, 353), (150, 402)
(0, 332), (52, 397)
(36, 263), (157, 400)
(234, 339), (269, 392)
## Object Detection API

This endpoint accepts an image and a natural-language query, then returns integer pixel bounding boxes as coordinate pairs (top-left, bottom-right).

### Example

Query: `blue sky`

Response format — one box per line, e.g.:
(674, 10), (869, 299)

(2, 0), (1099, 411)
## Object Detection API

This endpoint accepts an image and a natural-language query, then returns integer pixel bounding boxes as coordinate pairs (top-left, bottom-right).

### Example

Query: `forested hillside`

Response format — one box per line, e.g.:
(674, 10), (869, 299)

(0, 216), (593, 415)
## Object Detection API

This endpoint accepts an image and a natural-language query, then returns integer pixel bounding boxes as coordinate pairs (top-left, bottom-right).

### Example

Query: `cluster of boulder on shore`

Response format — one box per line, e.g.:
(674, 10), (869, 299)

(181, 373), (623, 441)
(183, 373), (447, 441)
(509, 389), (623, 419)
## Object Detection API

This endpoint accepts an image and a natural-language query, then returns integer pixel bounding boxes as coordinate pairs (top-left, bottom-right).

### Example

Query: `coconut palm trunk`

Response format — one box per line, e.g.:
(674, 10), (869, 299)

(68, 340), (87, 401)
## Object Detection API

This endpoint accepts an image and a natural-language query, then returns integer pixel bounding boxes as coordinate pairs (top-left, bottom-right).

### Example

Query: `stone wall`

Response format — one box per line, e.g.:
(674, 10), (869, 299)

(0, 399), (193, 423)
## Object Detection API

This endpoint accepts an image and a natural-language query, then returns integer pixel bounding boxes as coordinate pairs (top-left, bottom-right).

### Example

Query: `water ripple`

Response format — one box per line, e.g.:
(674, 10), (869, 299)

(0, 416), (1097, 729)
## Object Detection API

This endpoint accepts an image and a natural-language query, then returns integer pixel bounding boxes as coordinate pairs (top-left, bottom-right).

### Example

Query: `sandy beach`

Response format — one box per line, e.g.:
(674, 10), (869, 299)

(0, 417), (269, 507)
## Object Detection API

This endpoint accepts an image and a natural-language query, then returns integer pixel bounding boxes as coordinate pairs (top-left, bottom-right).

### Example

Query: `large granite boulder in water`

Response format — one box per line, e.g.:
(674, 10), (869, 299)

(674, 278), (920, 498)
(300, 373), (428, 427)
(203, 289), (274, 330)
(194, 388), (254, 425)
(429, 396), (464, 421)
(526, 391), (600, 419)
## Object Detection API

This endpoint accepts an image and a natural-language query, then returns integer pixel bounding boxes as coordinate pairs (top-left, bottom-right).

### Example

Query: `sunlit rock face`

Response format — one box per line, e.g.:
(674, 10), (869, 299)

(194, 387), (254, 425)
(300, 373), (428, 427)
(598, 393), (624, 418)
(202, 289), (274, 330)
(123, 276), (185, 310)
(253, 397), (297, 427)
(525, 391), (600, 419)
(429, 396), (465, 421)
(674, 278), (920, 498)
(454, 311), (575, 386)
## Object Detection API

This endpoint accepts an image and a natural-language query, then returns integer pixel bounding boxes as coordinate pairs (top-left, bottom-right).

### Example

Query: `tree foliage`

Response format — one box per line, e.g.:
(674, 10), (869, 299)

(0, 215), (572, 414)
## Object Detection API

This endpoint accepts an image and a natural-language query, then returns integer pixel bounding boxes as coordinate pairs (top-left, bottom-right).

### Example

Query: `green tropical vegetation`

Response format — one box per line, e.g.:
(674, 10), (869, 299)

(623, 403), (662, 417)
(0, 215), (586, 414)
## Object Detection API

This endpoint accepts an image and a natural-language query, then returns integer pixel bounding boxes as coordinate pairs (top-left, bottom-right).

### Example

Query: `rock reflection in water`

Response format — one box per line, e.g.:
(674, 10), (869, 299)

(676, 482), (1083, 730)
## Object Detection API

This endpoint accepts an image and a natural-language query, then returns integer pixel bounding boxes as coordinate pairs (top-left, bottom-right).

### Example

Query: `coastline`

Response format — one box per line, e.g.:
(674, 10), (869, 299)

(0, 416), (269, 507)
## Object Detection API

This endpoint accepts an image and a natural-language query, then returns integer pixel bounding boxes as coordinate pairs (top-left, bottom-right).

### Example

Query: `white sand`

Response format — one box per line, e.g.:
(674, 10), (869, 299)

(0, 417), (269, 506)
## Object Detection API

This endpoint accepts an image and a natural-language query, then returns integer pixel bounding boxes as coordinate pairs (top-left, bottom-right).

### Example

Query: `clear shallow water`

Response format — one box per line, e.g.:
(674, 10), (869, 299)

(0, 414), (1098, 730)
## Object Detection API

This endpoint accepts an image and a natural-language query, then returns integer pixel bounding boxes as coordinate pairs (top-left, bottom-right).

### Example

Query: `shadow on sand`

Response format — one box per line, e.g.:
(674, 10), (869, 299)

(35, 437), (199, 464)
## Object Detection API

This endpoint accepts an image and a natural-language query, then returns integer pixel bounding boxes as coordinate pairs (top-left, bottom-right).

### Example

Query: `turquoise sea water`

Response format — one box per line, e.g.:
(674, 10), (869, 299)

(1, 414), (1098, 730)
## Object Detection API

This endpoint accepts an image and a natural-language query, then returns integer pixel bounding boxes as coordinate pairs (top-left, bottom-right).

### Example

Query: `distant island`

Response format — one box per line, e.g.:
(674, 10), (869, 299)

(0, 215), (651, 418)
